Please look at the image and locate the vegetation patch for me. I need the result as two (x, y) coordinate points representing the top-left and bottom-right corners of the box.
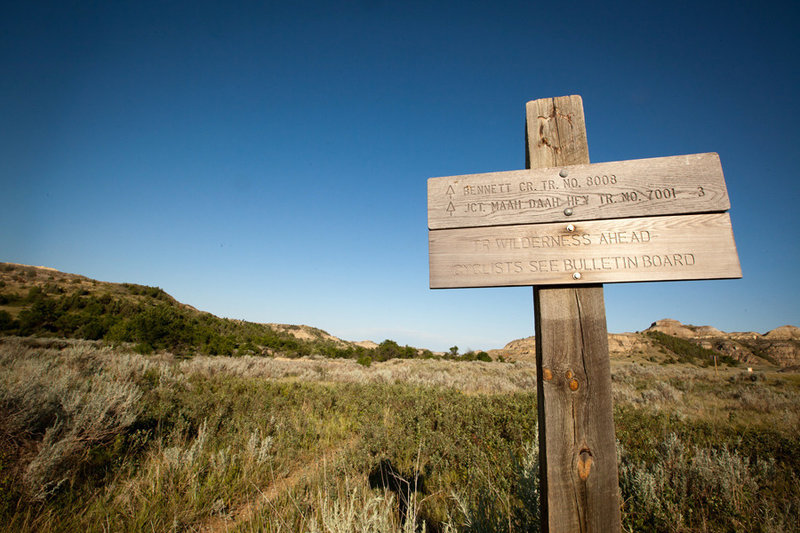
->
(647, 330), (739, 367)
(0, 264), (440, 361)
(0, 339), (797, 532)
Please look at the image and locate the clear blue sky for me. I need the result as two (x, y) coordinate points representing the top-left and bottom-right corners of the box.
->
(2, 1), (798, 352)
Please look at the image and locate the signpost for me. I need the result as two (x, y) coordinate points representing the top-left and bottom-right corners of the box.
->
(427, 95), (741, 532)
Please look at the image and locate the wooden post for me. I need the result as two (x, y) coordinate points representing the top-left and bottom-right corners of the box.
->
(428, 94), (739, 530)
(526, 96), (621, 532)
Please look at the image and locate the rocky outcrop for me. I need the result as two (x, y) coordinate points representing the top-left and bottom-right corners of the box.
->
(646, 319), (698, 339)
(488, 332), (656, 362)
(763, 325), (800, 340)
(489, 319), (799, 368)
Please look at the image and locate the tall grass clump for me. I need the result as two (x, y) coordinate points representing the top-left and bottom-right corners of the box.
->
(619, 433), (800, 532)
(0, 338), (142, 501)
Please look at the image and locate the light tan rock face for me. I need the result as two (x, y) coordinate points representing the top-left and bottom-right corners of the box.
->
(489, 319), (799, 368)
(693, 326), (725, 337)
(646, 319), (698, 338)
(608, 333), (651, 355)
(702, 339), (761, 365)
(764, 325), (800, 340)
(488, 336), (536, 362)
(762, 342), (800, 367)
(355, 340), (379, 349)
(488, 333), (655, 362)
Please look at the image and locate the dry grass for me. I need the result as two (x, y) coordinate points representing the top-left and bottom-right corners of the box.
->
(179, 354), (537, 394)
(0, 338), (142, 500)
(1, 336), (798, 532)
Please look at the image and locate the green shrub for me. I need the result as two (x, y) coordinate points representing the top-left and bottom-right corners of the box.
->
(619, 433), (788, 531)
(647, 331), (739, 367)
(0, 311), (14, 332)
(133, 342), (154, 355)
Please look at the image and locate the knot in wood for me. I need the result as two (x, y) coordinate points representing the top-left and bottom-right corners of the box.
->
(542, 368), (553, 381)
(569, 378), (579, 391)
(577, 448), (593, 481)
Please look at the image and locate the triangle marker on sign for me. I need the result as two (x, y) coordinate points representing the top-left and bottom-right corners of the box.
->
(446, 185), (455, 197)
(446, 202), (455, 215)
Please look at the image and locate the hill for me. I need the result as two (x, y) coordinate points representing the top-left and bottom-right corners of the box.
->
(1, 264), (799, 531)
(0, 262), (432, 362)
(3, 262), (797, 369)
(490, 318), (800, 369)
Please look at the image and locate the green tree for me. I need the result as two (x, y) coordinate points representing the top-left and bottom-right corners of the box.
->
(0, 310), (14, 332)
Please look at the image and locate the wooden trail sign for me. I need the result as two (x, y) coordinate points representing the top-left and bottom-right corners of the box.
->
(427, 95), (741, 532)
(427, 138), (741, 289)
(428, 152), (729, 229)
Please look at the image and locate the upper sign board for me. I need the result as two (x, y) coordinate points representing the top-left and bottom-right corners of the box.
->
(428, 153), (729, 229)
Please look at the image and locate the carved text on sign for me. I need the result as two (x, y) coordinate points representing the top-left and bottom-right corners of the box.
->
(428, 153), (728, 229)
(428, 212), (741, 288)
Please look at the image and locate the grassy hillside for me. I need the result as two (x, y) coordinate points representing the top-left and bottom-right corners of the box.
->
(0, 262), (436, 361)
(2, 263), (799, 531)
(1, 337), (798, 532)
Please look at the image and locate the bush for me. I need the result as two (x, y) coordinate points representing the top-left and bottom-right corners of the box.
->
(0, 310), (14, 332)
(647, 331), (738, 367)
(619, 433), (778, 531)
(0, 340), (142, 501)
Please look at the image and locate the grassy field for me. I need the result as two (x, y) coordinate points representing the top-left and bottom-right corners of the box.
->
(1, 336), (798, 532)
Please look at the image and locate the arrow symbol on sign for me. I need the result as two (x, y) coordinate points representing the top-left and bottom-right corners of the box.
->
(446, 185), (455, 197)
(446, 202), (455, 216)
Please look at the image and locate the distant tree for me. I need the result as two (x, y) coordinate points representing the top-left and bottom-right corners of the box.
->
(449, 346), (459, 357)
(476, 351), (491, 362)
(0, 310), (14, 331)
(26, 286), (44, 303)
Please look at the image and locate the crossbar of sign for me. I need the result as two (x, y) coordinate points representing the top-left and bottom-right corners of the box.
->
(427, 152), (741, 288)
(428, 153), (729, 229)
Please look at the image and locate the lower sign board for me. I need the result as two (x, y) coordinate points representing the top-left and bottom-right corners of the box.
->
(429, 212), (741, 288)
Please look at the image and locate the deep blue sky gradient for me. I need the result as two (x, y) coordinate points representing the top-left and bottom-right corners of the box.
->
(2, 1), (798, 351)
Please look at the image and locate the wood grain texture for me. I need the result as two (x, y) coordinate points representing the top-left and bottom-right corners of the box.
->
(428, 153), (729, 229)
(527, 96), (621, 532)
(534, 286), (619, 533)
(428, 212), (742, 288)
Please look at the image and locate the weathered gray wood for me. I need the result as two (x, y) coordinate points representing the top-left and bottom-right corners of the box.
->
(428, 152), (729, 229)
(528, 96), (621, 532)
(428, 212), (742, 288)
(534, 286), (620, 532)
